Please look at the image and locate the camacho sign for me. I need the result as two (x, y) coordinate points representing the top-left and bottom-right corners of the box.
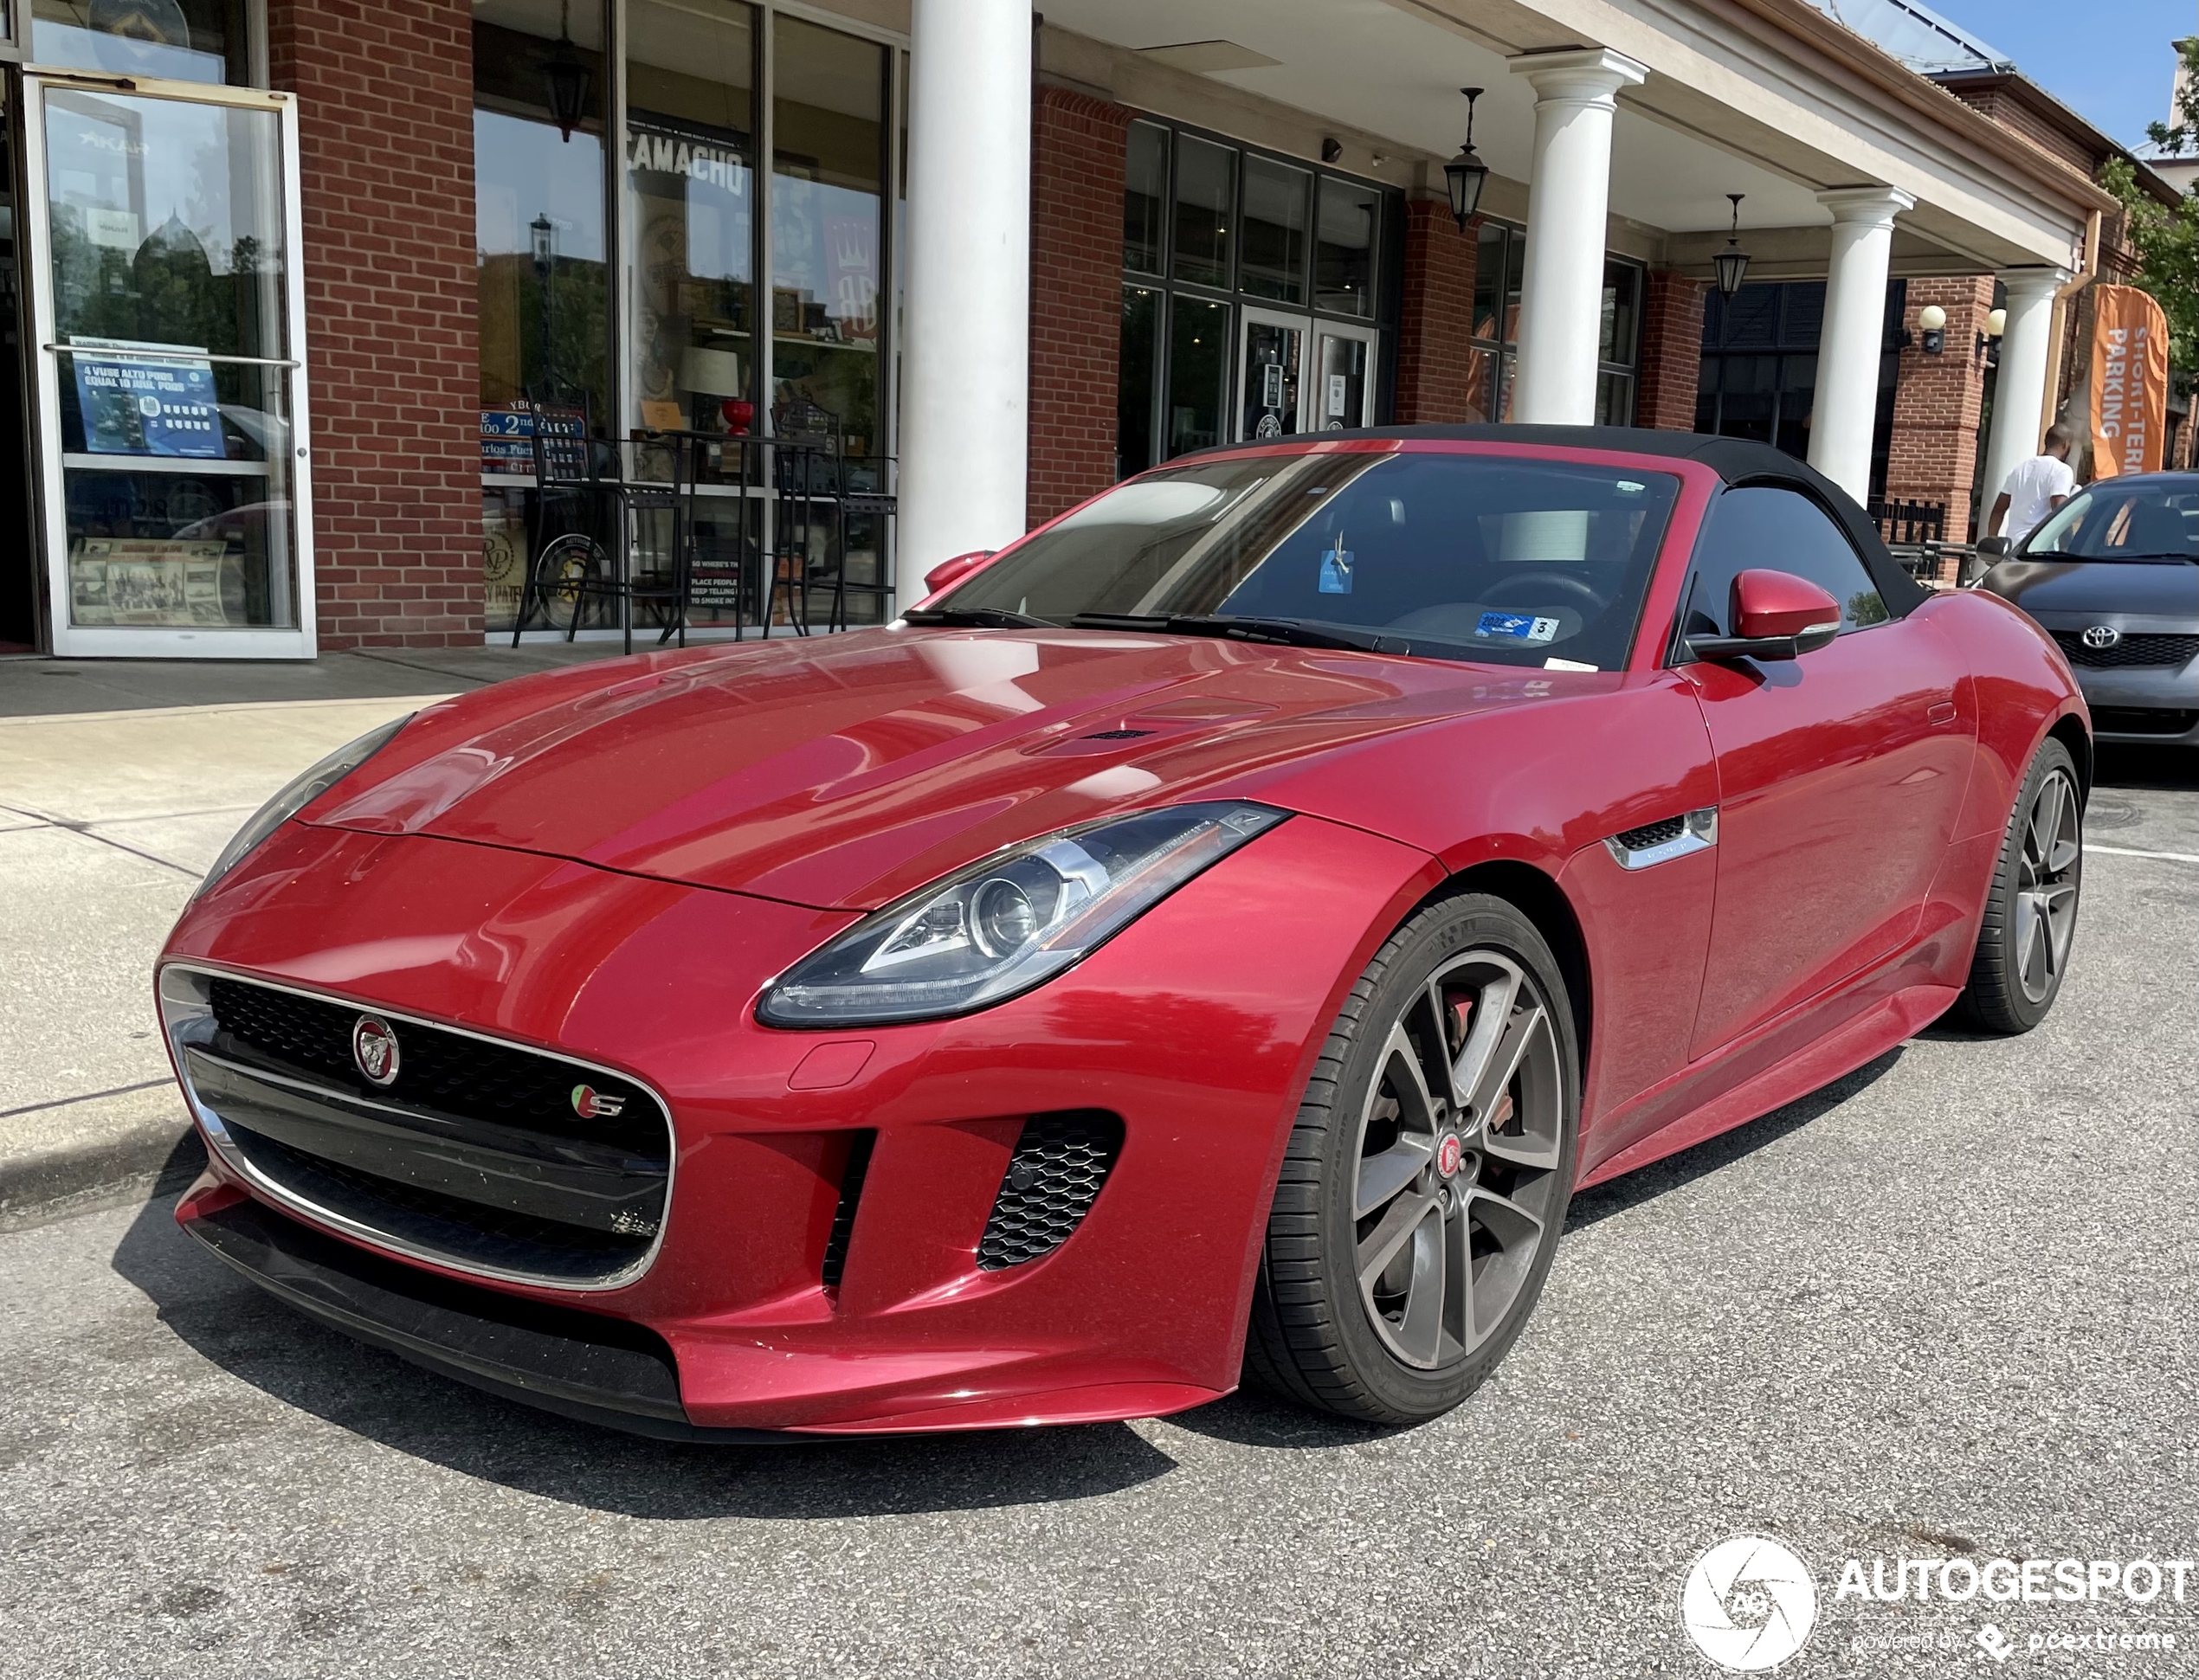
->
(2087, 285), (2169, 478)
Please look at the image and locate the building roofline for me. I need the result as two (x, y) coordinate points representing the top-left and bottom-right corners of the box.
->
(1930, 68), (2184, 208)
(1718, 0), (2118, 220)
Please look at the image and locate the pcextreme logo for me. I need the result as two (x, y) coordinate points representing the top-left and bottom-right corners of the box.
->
(1680, 1535), (1819, 1671)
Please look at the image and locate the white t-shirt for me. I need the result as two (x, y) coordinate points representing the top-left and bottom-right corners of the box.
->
(2002, 454), (2076, 543)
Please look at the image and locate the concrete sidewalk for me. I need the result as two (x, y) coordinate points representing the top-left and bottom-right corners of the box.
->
(0, 643), (638, 1226)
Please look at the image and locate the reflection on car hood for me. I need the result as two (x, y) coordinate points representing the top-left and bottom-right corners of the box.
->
(310, 628), (1601, 909)
(1983, 558), (2199, 618)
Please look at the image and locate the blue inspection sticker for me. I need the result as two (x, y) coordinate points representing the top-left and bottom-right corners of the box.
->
(1319, 547), (1354, 594)
(1475, 612), (1562, 644)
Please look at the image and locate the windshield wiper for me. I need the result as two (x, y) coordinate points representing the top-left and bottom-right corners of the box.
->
(902, 605), (1057, 628)
(1071, 612), (1390, 653)
(2022, 550), (2196, 564)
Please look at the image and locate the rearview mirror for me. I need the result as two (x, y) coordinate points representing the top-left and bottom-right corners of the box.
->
(923, 550), (997, 596)
(1686, 569), (1841, 664)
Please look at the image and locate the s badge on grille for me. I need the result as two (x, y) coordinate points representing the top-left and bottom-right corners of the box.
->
(2082, 624), (2122, 649)
(571, 1084), (625, 1120)
(352, 1015), (401, 1086)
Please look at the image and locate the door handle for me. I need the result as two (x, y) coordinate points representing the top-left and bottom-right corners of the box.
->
(1927, 701), (1958, 727)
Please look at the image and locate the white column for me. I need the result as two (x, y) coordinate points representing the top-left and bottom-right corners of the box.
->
(1506, 48), (1648, 425)
(897, 0), (1030, 605)
(1807, 186), (1913, 500)
(1981, 267), (2069, 508)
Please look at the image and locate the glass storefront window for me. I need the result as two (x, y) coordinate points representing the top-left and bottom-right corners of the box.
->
(1119, 286), (1157, 478)
(771, 13), (885, 456)
(1124, 121), (1167, 277)
(1239, 156), (1307, 305)
(1596, 258), (1641, 426)
(474, 1), (612, 430)
(44, 87), (298, 628)
(1167, 297), (1227, 457)
(1467, 219), (1524, 423)
(1172, 136), (1234, 289)
(627, 0), (756, 438)
(31, 0), (250, 85)
(1314, 179), (1377, 317)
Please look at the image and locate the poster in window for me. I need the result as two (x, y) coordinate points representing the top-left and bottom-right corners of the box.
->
(69, 336), (224, 459)
(68, 538), (235, 627)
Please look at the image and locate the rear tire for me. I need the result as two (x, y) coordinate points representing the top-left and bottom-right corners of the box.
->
(1246, 892), (1580, 1425)
(1955, 737), (2082, 1034)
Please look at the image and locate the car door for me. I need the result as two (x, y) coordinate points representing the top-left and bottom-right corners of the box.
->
(1679, 484), (1974, 1059)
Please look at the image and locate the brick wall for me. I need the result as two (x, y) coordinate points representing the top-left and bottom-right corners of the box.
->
(269, 0), (481, 649)
(1395, 199), (1478, 422)
(1635, 270), (1706, 432)
(1882, 276), (1994, 538)
(1029, 85), (1131, 527)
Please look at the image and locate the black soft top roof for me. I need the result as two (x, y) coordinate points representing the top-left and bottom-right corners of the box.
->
(1176, 423), (1927, 617)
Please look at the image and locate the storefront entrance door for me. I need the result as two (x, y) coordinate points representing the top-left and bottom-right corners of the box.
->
(1236, 306), (1306, 442)
(1312, 322), (1378, 431)
(23, 74), (314, 658)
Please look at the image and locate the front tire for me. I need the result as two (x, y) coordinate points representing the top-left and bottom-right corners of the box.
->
(1955, 737), (2083, 1034)
(1246, 893), (1580, 1425)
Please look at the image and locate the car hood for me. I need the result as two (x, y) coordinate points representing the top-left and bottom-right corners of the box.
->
(313, 628), (1590, 909)
(1983, 558), (2199, 619)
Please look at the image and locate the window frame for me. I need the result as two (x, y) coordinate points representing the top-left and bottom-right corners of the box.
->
(1118, 113), (1403, 479)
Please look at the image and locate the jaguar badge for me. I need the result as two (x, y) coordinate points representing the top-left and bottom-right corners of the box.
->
(352, 1015), (401, 1086)
(571, 1084), (626, 1120)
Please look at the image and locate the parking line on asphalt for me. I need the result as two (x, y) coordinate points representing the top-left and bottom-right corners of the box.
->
(2085, 843), (2199, 865)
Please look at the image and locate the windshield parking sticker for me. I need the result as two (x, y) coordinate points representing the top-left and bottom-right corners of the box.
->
(1319, 539), (1354, 594)
(1476, 611), (1560, 643)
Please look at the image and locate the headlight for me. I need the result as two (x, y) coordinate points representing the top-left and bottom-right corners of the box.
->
(758, 801), (1289, 1027)
(195, 713), (414, 898)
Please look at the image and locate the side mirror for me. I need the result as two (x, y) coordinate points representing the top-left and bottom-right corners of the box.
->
(1686, 569), (1841, 664)
(1976, 536), (2012, 558)
(923, 550), (996, 596)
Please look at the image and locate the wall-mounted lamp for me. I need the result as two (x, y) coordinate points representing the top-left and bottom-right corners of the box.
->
(1977, 305), (2006, 361)
(1444, 87), (1488, 230)
(545, 0), (591, 142)
(1918, 302), (1947, 355)
(1712, 193), (1751, 299)
(1321, 137), (1344, 164)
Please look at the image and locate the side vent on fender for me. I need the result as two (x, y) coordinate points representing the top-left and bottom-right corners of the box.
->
(821, 1130), (875, 1288)
(1606, 808), (1718, 872)
(977, 1111), (1125, 1271)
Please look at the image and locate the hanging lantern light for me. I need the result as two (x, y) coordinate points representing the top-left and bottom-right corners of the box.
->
(1712, 193), (1751, 299)
(1444, 87), (1489, 231)
(545, 0), (590, 144)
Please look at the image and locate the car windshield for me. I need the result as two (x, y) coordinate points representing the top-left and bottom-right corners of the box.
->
(2022, 477), (2198, 563)
(937, 449), (1683, 670)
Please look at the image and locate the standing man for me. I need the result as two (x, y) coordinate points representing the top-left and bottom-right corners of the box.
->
(1986, 422), (2077, 546)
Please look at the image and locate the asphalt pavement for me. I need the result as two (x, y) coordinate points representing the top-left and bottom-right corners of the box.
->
(1, 749), (2193, 1680)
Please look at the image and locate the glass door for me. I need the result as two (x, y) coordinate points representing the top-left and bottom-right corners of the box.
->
(1236, 306), (1306, 442)
(23, 74), (314, 658)
(1312, 321), (1377, 431)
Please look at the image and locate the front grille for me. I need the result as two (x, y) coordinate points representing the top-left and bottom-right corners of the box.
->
(2091, 707), (2198, 736)
(2053, 631), (2199, 670)
(190, 975), (671, 1287)
(977, 1111), (1124, 1271)
(1613, 814), (1686, 852)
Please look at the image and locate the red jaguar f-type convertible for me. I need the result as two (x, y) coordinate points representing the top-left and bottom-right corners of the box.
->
(160, 427), (2087, 1439)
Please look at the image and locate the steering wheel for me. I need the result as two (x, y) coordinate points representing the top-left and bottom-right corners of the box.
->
(1482, 570), (1604, 608)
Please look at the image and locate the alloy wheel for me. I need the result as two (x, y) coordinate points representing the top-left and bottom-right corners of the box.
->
(2014, 767), (2081, 1004)
(1351, 949), (1566, 1370)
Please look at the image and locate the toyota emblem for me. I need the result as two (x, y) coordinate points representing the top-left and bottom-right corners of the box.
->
(352, 1015), (401, 1086)
(2081, 624), (2122, 649)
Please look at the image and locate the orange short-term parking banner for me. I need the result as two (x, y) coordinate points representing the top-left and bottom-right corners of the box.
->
(2086, 283), (2169, 478)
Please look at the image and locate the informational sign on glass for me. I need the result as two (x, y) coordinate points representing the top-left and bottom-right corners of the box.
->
(69, 336), (224, 459)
